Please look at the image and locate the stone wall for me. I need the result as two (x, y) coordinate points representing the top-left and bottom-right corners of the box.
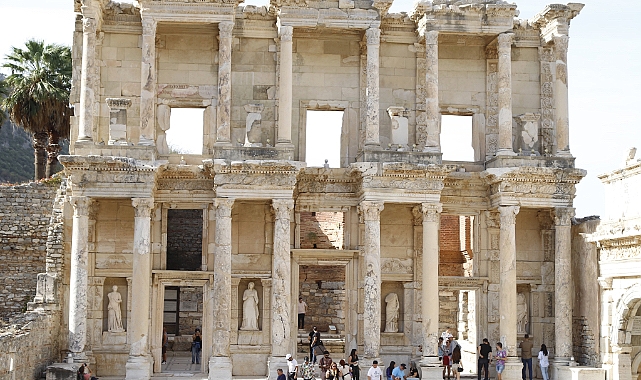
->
(439, 215), (472, 277)
(167, 209), (203, 271)
(439, 289), (459, 338)
(0, 182), (58, 318)
(299, 265), (345, 333)
(299, 211), (344, 249)
(178, 287), (204, 336)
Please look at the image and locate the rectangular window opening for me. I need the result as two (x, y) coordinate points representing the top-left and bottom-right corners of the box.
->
(438, 214), (475, 277)
(305, 110), (343, 168)
(441, 115), (475, 162)
(166, 108), (204, 155)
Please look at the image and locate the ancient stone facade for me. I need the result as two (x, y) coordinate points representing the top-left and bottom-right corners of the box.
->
(588, 152), (641, 380)
(43, 0), (595, 379)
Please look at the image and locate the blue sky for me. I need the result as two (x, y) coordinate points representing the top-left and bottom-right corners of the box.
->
(1, 0), (640, 218)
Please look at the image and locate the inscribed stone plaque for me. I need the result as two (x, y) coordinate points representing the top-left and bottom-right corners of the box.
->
(182, 301), (198, 312)
(632, 316), (641, 335)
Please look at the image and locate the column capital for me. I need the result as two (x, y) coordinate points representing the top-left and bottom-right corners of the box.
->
(214, 198), (235, 218)
(272, 199), (294, 220)
(82, 17), (97, 33)
(365, 27), (380, 45)
(497, 32), (514, 49)
(132, 197), (155, 218)
(359, 201), (384, 222)
(498, 205), (520, 226)
(420, 202), (442, 223)
(279, 25), (293, 42)
(553, 35), (569, 61)
(141, 16), (157, 35)
(219, 21), (235, 38)
(424, 30), (438, 45)
(554, 207), (575, 226)
(70, 196), (92, 217)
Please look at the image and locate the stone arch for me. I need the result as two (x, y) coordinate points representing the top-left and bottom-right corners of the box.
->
(611, 283), (641, 349)
(632, 351), (641, 380)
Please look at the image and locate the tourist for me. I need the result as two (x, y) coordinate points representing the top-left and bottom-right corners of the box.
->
(298, 297), (308, 330)
(367, 360), (383, 380)
(76, 364), (86, 380)
(277, 368), (286, 380)
(349, 348), (361, 380)
(310, 326), (322, 364)
(326, 362), (342, 380)
(161, 327), (168, 364)
(301, 356), (315, 380)
(519, 334), (533, 380)
(451, 345), (462, 380)
(81, 364), (98, 380)
(442, 337), (451, 379)
(495, 342), (507, 380)
(477, 338), (492, 380)
(408, 364), (419, 378)
(438, 337), (445, 363)
(319, 351), (334, 380)
(538, 344), (549, 380)
(386, 361), (396, 380)
(392, 363), (407, 380)
(286, 354), (298, 380)
(441, 327), (453, 340)
(191, 328), (202, 364)
(339, 359), (353, 380)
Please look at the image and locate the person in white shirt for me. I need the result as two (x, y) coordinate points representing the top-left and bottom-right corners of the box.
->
(286, 354), (298, 380)
(537, 344), (549, 380)
(298, 297), (308, 329)
(368, 360), (384, 380)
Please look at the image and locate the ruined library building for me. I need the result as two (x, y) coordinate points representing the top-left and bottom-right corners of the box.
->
(1, 0), (641, 379)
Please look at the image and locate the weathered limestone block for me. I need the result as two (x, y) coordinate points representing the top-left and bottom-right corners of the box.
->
(515, 113), (541, 155)
(106, 98), (132, 146)
(244, 104), (264, 147)
(387, 106), (409, 148)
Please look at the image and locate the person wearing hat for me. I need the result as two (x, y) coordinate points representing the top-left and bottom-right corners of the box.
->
(286, 354), (298, 380)
(392, 363), (407, 380)
(367, 360), (383, 380)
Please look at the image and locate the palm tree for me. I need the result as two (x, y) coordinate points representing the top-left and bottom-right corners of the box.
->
(1, 40), (71, 180)
(0, 76), (9, 126)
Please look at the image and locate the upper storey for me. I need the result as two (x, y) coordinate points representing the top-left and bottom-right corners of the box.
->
(69, 0), (584, 171)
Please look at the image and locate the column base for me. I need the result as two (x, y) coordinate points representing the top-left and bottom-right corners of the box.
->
(208, 356), (232, 379)
(549, 358), (572, 380)
(137, 137), (155, 146)
(501, 357), (522, 380)
(555, 149), (572, 158)
(275, 142), (295, 150)
(125, 355), (153, 380)
(419, 357), (442, 380)
(267, 356), (288, 380)
(495, 149), (517, 156)
(422, 146), (440, 153)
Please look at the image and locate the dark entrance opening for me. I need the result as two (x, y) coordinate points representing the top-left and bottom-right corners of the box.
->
(167, 209), (203, 271)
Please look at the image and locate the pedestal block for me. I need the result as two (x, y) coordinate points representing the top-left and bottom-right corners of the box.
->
(208, 356), (232, 380)
(502, 358), (522, 380)
(267, 356), (288, 380)
(124, 355), (152, 380)
(419, 357), (442, 380)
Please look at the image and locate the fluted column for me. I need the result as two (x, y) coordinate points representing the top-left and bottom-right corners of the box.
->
(496, 33), (515, 156)
(423, 31), (440, 153)
(216, 21), (234, 146)
(77, 17), (96, 142)
(68, 196), (91, 360)
(139, 17), (157, 146)
(360, 201), (384, 359)
(553, 36), (571, 156)
(498, 205), (519, 355)
(268, 199), (294, 379)
(364, 28), (380, 148)
(126, 198), (154, 380)
(554, 207), (575, 360)
(209, 198), (234, 377)
(277, 26), (293, 147)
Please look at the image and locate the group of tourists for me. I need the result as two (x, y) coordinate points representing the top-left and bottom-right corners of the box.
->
(475, 333), (550, 380)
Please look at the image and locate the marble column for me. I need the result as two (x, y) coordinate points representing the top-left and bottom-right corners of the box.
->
(553, 36), (571, 157)
(215, 21), (234, 146)
(69, 196), (91, 361)
(498, 205), (520, 377)
(420, 203), (443, 379)
(139, 17), (157, 146)
(364, 28), (381, 148)
(496, 33), (515, 156)
(423, 31), (440, 153)
(209, 198), (234, 379)
(554, 207), (575, 360)
(268, 199), (294, 380)
(126, 198), (154, 380)
(360, 201), (384, 359)
(277, 26), (293, 147)
(77, 17), (97, 142)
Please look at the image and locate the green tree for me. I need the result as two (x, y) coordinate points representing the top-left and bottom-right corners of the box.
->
(0, 75), (8, 126)
(1, 40), (71, 180)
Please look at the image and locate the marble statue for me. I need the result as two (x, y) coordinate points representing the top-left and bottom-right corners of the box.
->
(241, 282), (259, 330)
(384, 292), (399, 333)
(517, 292), (528, 334)
(107, 285), (125, 332)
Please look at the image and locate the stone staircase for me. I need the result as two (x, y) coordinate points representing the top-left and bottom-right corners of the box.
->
(296, 330), (345, 358)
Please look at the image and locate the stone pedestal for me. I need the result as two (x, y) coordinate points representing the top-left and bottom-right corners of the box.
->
(267, 356), (288, 380)
(502, 358), (523, 380)
(496, 33), (515, 156)
(125, 355), (152, 380)
(216, 21), (234, 146)
(419, 357), (442, 380)
(46, 363), (80, 380)
(360, 201), (384, 359)
(208, 356), (233, 380)
(423, 30), (439, 153)
(277, 26), (293, 147)
(364, 28), (381, 148)
(555, 366), (606, 380)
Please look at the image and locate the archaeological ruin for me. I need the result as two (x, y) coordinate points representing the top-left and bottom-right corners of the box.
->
(5, 0), (640, 379)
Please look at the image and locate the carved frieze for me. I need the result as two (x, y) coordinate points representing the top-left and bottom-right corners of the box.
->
(381, 258), (413, 274)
